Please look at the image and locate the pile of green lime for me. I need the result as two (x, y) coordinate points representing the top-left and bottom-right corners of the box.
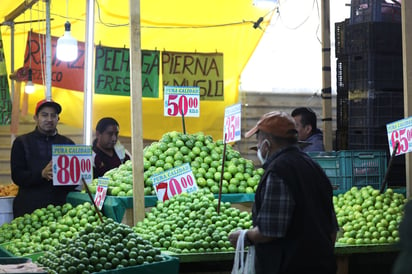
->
(37, 218), (163, 274)
(133, 189), (252, 253)
(88, 131), (263, 196)
(334, 186), (406, 245)
(0, 202), (100, 256)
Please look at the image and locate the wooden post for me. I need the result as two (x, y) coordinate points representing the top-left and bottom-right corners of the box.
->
(321, 0), (333, 151)
(10, 81), (21, 143)
(402, 2), (412, 198)
(129, 0), (145, 224)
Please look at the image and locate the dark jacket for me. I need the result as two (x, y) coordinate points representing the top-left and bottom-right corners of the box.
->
(253, 146), (337, 274)
(303, 128), (325, 152)
(10, 127), (77, 217)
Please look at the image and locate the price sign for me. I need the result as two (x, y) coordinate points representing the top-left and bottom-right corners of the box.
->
(386, 116), (412, 156)
(223, 103), (241, 142)
(52, 145), (93, 186)
(94, 177), (109, 210)
(151, 163), (198, 202)
(164, 86), (200, 117)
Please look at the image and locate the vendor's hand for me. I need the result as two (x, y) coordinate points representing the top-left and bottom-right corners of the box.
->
(228, 230), (242, 247)
(42, 161), (53, 181)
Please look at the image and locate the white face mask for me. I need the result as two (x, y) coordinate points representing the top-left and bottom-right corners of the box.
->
(257, 139), (270, 165)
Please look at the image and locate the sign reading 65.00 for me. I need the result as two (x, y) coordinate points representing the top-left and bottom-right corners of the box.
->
(52, 145), (93, 186)
(387, 116), (412, 156)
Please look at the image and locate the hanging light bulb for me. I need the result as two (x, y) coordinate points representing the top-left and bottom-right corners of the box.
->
(56, 21), (78, 62)
(25, 68), (35, 94)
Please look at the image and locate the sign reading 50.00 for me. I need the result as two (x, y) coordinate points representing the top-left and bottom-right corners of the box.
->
(164, 86), (200, 117)
(52, 145), (93, 186)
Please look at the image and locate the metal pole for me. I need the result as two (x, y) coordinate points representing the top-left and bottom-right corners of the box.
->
(83, 0), (95, 145)
(45, 0), (52, 100)
(10, 23), (14, 101)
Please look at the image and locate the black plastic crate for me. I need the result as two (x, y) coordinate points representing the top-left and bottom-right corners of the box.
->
(336, 57), (348, 93)
(348, 90), (404, 128)
(386, 154), (405, 187)
(335, 19), (350, 57)
(336, 129), (348, 151)
(350, 0), (401, 24)
(336, 91), (349, 130)
(345, 21), (402, 55)
(348, 53), (403, 92)
(348, 126), (388, 150)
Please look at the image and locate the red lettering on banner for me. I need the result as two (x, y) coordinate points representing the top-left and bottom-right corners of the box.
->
(24, 31), (85, 92)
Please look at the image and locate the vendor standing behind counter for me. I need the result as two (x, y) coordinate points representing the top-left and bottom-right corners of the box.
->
(92, 117), (131, 178)
(10, 99), (78, 218)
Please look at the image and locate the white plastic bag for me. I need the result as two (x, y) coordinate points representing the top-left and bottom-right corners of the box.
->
(232, 230), (256, 274)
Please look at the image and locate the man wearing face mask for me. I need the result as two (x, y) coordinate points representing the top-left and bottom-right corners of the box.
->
(228, 111), (338, 274)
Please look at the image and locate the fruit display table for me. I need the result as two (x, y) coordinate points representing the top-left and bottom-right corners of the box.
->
(66, 192), (255, 225)
(161, 243), (400, 274)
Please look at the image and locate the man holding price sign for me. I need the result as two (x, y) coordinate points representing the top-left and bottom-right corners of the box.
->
(10, 99), (78, 218)
(164, 86), (200, 117)
(151, 163), (199, 202)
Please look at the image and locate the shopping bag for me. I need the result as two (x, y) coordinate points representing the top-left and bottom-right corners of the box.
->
(231, 229), (255, 274)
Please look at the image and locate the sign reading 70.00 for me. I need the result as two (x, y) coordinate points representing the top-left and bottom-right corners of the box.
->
(52, 145), (93, 186)
(151, 163), (198, 202)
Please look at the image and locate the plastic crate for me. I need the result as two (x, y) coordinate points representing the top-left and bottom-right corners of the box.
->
(345, 22), (402, 55)
(336, 91), (348, 131)
(335, 20), (349, 57)
(348, 126), (388, 150)
(348, 52), (403, 92)
(348, 90), (404, 128)
(335, 129), (348, 151)
(307, 151), (346, 191)
(336, 57), (348, 93)
(350, 0), (401, 24)
(339, 150), (387, 189)
(308, 150), (387, 193)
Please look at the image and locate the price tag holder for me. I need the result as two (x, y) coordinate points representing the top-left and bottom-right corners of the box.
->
(52, 145), (93, 186)
(164, 86), (200, 117)
(94, 177), (109, 210)
(151, 163), (198, 202)
(223, 103), (241, 142)
(387, 117), (412, 156)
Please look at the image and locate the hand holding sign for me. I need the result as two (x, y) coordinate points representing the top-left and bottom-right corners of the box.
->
(52, 145), (93, 186)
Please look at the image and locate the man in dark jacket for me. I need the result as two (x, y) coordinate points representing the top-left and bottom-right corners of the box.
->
(229, 111), (337, 274)
(291, 107), (325, 152)
(10, 99), (77, 218)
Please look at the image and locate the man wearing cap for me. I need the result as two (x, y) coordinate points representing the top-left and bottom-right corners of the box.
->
(10, 99), (77, 218)
(228, 111), (337, 274)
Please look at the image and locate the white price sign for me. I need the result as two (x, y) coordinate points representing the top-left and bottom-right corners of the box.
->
(52, 145), (93, 186)
(223, 103), (241, 142)
(151, 163), (198, 202)
(94, 177), (109, 210)
(386, 116), (412, 156)
(164, 86), (200, 117)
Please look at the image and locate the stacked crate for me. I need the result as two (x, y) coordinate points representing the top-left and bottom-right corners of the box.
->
(335, 0), (404, 186)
